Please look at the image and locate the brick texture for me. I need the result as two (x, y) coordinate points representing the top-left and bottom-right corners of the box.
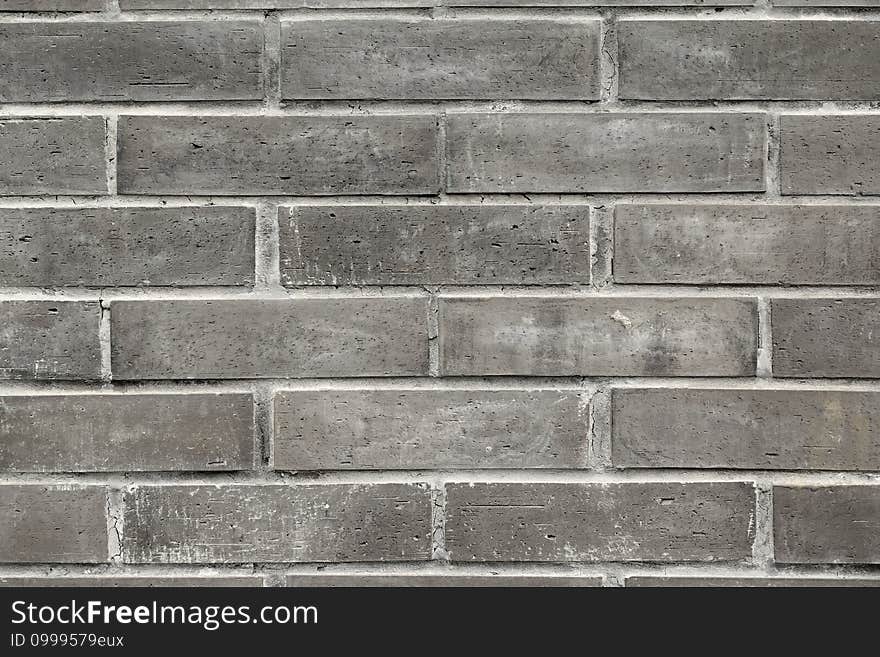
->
(279, 205), (590, 286)
(0, 485), (108, 563)
(122, 484), (432, 563)
(281, 18), (600, 100)
(445, 482), (755, 562)
(439, 297), (757, 376)
(273, 388), (589, 470)
(0, 394), (254, 472)
(0, 207), (254, 287)
(0, 5), (874, 587)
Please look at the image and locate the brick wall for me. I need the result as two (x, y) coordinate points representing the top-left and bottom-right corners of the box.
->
(0, 2), (878, 588)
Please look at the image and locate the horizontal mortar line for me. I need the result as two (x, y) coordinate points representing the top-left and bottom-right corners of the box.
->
(2, 376), (880, 394)
(1, 471), (878, 486)
(432, 285), (880, 297)
(0, 565), (261, 578)
(270, 562), (880, 577)
(4, 101), (880, 115)
(5, 8), (880, 22)
(0, 285), (879, 300)
(5, 194), (880, 207)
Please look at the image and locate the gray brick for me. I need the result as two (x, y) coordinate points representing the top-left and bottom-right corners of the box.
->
(0, 394), (254, 472)
(0, 22), (262, 103)
(781, 115), (880, 195)
(0, 301), (101, 381)
(111, 298), (429, 380)
(445, 483), (755, 562)
(117, 115), (439, 196)
(620, 20), (880, 100)
(614, 204), (880, 285)
(273, 389), (589, 470)
(774, 486), (880, 564)
(446, 113), (765, 193)
(286, 574), (601, 586)
(279, 205), (590, 286)
(123, 484), (432, 563)
(612, 388), (880, 471)
(0, 0), (102, 9)
(439, 297), (757, 377)
(772, 298), (880, 378)
(120, 0), (750, 6)
(0, 207), (254, 287)
(0, 118), (106, 195)
(0, 576), (262, 587)
(626, 577), (880, 587)
(281, 18), (599, 100)
(774, 0), (880, 5)
(0, 485), (107, 563)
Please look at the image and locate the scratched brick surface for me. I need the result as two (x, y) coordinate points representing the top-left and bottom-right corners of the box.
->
(0, 3), (875, 587)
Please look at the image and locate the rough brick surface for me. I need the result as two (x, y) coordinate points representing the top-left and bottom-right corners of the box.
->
(619, 20), (880, 100)
(117, 115), (440, 195)
(0, 577), (263, 587)
(0, 118), (106, 195)
(273, 389), (589, 470)
(614, 204), (880, 285)
(0, 394), (254, 472)
(281, 19), (599, 100)
(0, 22), (263, 102)
(3, 5), (876, 587)
(0, 207), (254, 287)
(279, 205), (590, 286)
(774, 486), (880, 564)
(111, 298), (429, 379)
(781, 115), (880, 195)
(439, 297), (757, 376)
(446, 113), (765, 193)
(626, 577), (880, 587)
(0, 485), (108, 563)
(445, 483), (756, 562)
(286, 574), (601, 587)
(612, 388), (880, 471)
(772, 299), (880, 378)
(0, 301), (101, 380)
(123, 484), (432, 563)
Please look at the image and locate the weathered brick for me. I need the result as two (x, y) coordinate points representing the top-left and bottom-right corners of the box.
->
(0, 0), (102, 9)
(612, 388), (880, 471)
(281, 18), (599, 100)
(446, 113), (765, 193)
(772, 298), (880, 378)
(273, 389), (589, 470)
(117, 115), (439, 195)
(445, 483), (755, 562)
(279, 205), (590, 286)
(439, 297), (757, 377)
(0, 394), (254, 472)
(120, 0), (749, 6)
(774, 486), (880, 564)
(0, 118), (105, 195)
(0, 301), (101, 381)
(0, 576), (263, 587)
(286, 574), (601, 586)
(781, 115), (880, 195)
(626, 577), (880, 587)
(614, 204), (880, 285)
(0, 207), (254, 287)
(0, 22), (262, 103)
(123, 484), (432, 563)
(620, 20), (880, 100)
(774, 0), (880, 5)
(0, 485), (107, 563)
(111, 298), (429, 380)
